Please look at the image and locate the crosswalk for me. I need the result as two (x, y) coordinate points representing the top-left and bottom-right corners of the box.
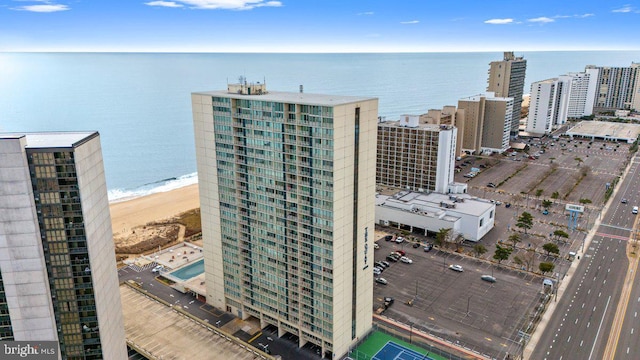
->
(127, 262), (157, 273)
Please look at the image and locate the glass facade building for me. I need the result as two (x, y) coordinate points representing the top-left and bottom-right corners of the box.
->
(0, 132), (127, 360)
(193, 84), (378, 359)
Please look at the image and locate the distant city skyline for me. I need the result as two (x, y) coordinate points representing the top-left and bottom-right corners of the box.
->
(1, 1), (639, 52)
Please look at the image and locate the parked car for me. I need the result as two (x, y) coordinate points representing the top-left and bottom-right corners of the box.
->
(375, 277), (388, 285)
(395, 250), (406, 256)
(383, 235), (394, 241)
(449, 264), (464, 272)
(481, 275), (497, 283)
(373, 243), (380, 250)
(542, 209), (549, 215)
(375, 261), (387, 269)
(395, 237), (405, 244)
(424, 244), (433, 252)
(373, 267), (381, 276)
(487, 182), (496, 188)
(412, 242), (421, 248)
(400, 256), (413, 264)
(384, 297), (394, 307)
(381, 260), (390, 267)
(505, 203), (511, 208)
(633, 206), (638, 215)
(386, 254), (399, 262)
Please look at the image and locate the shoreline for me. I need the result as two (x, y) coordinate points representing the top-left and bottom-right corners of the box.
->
(109, 183), (200, 238)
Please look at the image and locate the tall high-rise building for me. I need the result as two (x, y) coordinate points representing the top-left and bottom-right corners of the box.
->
(560, 68), (599, 119)
(457, 93), (513, 154)
(377, 116), (457, 193)
(526, 69), (599, 134)
(487, 51), (527, 135)
(586, 63), (640, 111)
(526, 79), (562, 134)
(192, 82), (378, 359)
(0, 132), (127, 360)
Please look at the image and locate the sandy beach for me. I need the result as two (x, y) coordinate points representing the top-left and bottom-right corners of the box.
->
(109, 183), (200, 238)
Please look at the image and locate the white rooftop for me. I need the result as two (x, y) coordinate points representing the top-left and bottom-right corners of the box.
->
(376, 190), (494, 217)
(0, 132), (98, 148)
(194, 89), (377, 106)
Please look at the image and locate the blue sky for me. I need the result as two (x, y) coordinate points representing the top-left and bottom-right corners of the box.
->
(1, 0), (639, 52)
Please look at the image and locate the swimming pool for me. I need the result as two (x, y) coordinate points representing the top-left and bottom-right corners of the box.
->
(170, 259), (204, 280)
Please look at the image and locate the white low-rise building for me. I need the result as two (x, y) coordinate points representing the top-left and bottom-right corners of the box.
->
(375, 190), (495, 242)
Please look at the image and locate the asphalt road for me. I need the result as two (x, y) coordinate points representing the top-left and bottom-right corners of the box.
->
(531, 153), (640, 360)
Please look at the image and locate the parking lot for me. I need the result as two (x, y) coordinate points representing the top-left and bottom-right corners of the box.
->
(372, 235), (542, 359)
(372, 135), (633, 359)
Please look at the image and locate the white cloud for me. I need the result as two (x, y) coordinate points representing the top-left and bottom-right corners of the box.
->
(357, 11), (374, 16)
(577, 13), (595, 18)
(400, 20), (419, 24)
(612, 5), (633, 13)
(146, 1), (184, 7)
(13, 4), (70, 12)
(484, 18), (513, 24)
(159, 0), (282, 10)
(528, 17), (554, 23)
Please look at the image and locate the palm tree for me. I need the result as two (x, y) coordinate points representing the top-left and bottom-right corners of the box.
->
(574, 157), (584, 167)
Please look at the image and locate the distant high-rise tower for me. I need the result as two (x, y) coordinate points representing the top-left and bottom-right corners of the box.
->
(377, 116), (457, 193)
(585, 63), (640, 111)
(487, 51), (527, 135)
(0, 132), (127, 360)
(192, 81), (377, 359)
(457, 93), (513, 154)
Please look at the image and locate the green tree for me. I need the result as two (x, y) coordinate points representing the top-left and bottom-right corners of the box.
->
(579, 198), (592, 205)
(553, 230), (569, 243)
(508, 233), (521, 249)
(535, 189), (543, 199)
(473, 244), (488, 258)
(542, 242), (560, 256)
(493, 245), (513, 264)
(542, 200), (553, 209)
(435, 228), (452, 248)
(551, 191), (559, 204)
(516, 212), (534, 234)
(539, 262), (555, 274)
(574, 157), (583, 167)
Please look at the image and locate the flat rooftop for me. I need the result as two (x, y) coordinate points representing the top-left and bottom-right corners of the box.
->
(376, 189), (494, 217)
(566, 121), (640, 142)
(120, 285), (260, 360)
(0, 131), (98, 148)
(193, 90), (377, 106)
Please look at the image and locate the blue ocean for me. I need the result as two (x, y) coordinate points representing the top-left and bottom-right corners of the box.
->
(1, 51), (639, 201)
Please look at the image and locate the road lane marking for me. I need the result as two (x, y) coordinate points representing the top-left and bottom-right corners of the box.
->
(593, 295), (612, 360)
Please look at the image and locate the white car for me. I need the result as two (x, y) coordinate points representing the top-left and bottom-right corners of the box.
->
(395, 237), (405, 244)
(400, 256), (413, 264)
(373, 267), (381, 275)
(151, 265), (163, 273)
(449, 264), (464, 272)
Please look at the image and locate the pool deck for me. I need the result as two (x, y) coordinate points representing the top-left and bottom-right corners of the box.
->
(144, 242), (204, 272)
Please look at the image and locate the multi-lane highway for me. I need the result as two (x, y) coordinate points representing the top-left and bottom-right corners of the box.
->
(530, 153), (640, 360)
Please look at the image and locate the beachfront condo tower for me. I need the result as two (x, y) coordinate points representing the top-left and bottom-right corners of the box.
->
(0, 132), (127, 359)
(487, 51), (527, 135)
(192, 81), (378, 359)
(377, 116), (457, 194)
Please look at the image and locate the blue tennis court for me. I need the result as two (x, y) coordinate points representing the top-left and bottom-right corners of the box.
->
(372, 341), (432, 360)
